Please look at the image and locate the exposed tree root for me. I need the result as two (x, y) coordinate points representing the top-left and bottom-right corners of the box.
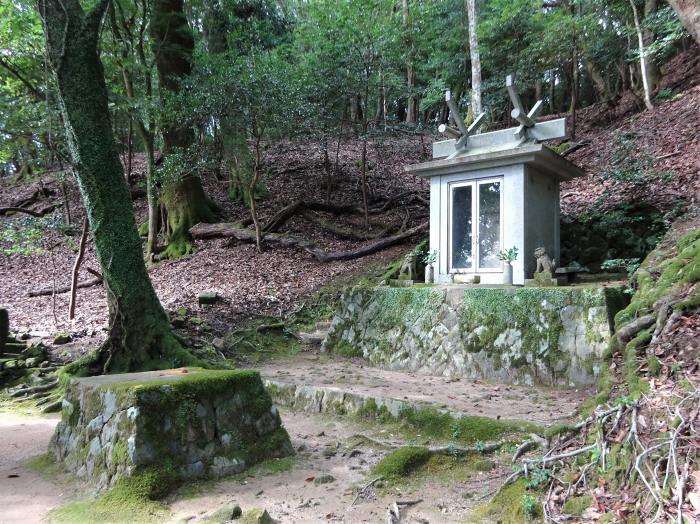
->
(190, 221), (428, 262)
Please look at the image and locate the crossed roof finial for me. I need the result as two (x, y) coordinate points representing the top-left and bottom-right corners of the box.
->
(438, 90), (486, 152)
(505, 74), (544, 140)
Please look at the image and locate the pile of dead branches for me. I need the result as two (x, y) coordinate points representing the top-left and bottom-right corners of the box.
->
(508, 348), (700, 522)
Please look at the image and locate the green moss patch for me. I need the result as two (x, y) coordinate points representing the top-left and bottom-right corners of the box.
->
(563, 495), (593, 516)
(48, 467), (174, 523)
(357, 402), (540, 446)
(615, 228), (700, 328)
(372, 446), (432, 479)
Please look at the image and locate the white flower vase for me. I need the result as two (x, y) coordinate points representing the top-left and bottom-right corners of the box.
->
(425, 265), (434, 284)
(503, 262), (513, 285)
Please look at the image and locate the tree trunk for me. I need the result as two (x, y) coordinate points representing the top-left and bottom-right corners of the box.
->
(584, 58), (610, 101)
(465, 0), (482, 115)
(152, 0), (217, 258)
(38, 0), (194, 374)
(629, 0), (655, 110)
(403, 0), (418, 124)
(203, 2), (256, 206)
(643, 0), (660, 92)
(667, 0), (700, 45)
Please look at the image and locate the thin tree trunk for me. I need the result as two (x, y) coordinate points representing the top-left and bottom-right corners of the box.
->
(644, 0), (660, 91)
(465, 0), (482, 115)
(629, 0), (655, 110)
(38, 0), (194, 374)
(250, 133), (263, 253)
(403, 0), (417, 124)
(68, 217), (89, 320)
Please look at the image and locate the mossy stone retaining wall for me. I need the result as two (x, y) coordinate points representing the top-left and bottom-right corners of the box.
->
(323, 286), (627, 386)
(50, 368), (293, 492)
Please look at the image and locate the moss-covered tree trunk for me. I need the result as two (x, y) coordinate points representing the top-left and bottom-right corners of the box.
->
(152, 0), (217, 258)
(38, 0), (195, 374)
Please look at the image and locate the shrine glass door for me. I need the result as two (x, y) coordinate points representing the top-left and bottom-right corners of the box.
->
(449, 178), (503, 274)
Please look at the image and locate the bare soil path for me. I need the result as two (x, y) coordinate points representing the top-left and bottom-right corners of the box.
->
(255, 352), (590, 426)
(0, 413), (68, 524)
(167, 409), (505, 523)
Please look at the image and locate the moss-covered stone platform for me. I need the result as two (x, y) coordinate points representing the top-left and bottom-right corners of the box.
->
(323, 285), (628, 386)
(50, 368), (293, 492)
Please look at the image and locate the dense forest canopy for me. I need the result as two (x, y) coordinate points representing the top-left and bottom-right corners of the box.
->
(0, 0), (691, 181)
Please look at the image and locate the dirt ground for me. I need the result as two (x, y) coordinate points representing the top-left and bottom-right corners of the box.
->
(257, 352), (590, 426)
(0, 406), (524, 524)
(0, 413), (72, 524)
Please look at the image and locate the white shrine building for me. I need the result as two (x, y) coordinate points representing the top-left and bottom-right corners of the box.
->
(405, 77), (584, 285)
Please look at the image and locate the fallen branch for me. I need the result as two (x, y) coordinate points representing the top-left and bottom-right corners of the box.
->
(306, 221), (428, 263)
(350, 476), (384, 507)
(301, 211), (393, 241)
(560, 141), (589, 157)
(191, 220), (429, 263)
(0, 204), (60, 217)
(28, 276), (103, 297)
(261, 195), (429, 234)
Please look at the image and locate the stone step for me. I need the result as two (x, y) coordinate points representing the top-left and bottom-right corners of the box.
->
(255, 353), (587, 427)
(297, 330), (328, 346)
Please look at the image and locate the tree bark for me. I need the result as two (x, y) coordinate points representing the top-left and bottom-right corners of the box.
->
(629, 0), (655, 110)
(152, 0), (217, 258)
(203, 2), (256, 206)
(465, 0), (482, 115)
(667, 0), (700, 45)
(643, 0), (660, 92)
(38, 0), (195, 374)
(403, 0), (418, 124)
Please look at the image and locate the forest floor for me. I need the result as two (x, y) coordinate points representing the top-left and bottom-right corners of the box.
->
(0, 351), (588, 523)
(0, 45), (699, 356)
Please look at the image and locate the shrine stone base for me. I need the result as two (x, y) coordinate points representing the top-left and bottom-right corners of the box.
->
(322, 285), (628, 386)
(50, 368), (293, 493)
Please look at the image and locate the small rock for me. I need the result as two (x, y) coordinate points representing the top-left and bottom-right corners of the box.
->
(212, 338), (226, 350)
(322, 448), (336, 458)
(198, 290), (219, 305)
(52, 333), (71, 345)
(239, 508), (275, 524)
(171, 317), (186, 328)
(314, 474), (335, 485)
(209, 504), (242, 522)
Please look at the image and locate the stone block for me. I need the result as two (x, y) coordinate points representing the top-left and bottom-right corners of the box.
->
(50, 368), (293, 492)
(197, 290), (219, 305)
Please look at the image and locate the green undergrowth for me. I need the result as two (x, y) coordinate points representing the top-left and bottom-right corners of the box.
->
(49, 465), (176, 524)
(471, 478), (543, 523)
(27, 453), (62, 478)
(227, 320), (300, 363)
(356, 401), (540, 445)
(562, 495), (593, 516)
(616, 227), (700, 327)
(581, 224), (700, 414)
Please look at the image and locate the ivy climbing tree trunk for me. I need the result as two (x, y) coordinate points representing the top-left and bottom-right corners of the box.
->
(38, 0), (195, 374)
(152, 0), (217, 258)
